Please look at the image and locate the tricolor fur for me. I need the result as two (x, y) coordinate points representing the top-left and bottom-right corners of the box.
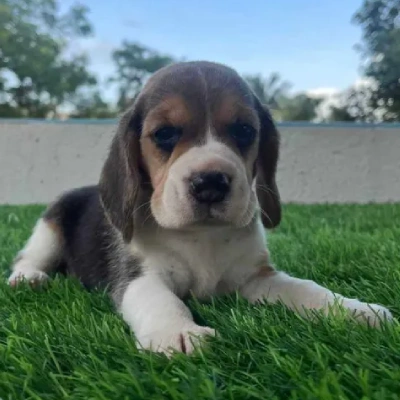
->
(9, 61), (392, 355)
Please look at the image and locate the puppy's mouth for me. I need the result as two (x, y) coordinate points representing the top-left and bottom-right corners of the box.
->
(190, 203), (232, 225)
(188, 197), (255, 229)
(189, 217), (231, 230)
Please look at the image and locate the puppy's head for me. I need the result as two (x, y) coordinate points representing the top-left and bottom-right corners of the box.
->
(100, 61), (281, 241)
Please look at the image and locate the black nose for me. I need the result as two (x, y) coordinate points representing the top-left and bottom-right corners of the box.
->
(189, 171), (231, 204)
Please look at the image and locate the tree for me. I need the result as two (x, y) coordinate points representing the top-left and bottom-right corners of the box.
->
(244, 73), (321, 121)
(279, 94), (322, 121)
(69, 91), (117, 119)
(353, 0), (400, 120)
(244, 73), (291, 110)
(327, 85), (377, 122)
(110, 41), (174, 110)
(0, 0), (96, 118)
(328, 105), (357, 122)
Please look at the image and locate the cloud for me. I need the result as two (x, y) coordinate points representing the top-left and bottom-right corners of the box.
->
(304, 77), (377, 121)
(306, 87), (341, 98)
(353, 76), (376, 89)
(305, 87), (341, 121)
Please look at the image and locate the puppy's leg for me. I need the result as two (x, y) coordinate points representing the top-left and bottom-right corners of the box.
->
(8, 218), (62, 286)
(240, 268), (393, 327)
(119, 273), (215, 355)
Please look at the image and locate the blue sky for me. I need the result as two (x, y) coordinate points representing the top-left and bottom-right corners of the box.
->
(63, 0), (364, 99)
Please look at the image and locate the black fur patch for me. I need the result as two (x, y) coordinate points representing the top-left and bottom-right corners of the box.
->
(43, 186), (142, 300)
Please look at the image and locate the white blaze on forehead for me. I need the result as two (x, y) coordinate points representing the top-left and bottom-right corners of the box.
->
(205, 124), (214, 142)
(174, 139), (240, 177)
(185, 122), (239, 173)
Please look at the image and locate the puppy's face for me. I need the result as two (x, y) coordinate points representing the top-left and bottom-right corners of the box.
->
(140, 77), (260, 229)
(100, 62), (281, 239)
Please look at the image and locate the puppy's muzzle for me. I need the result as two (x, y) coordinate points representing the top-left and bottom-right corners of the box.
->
(189, 171), (231, 204)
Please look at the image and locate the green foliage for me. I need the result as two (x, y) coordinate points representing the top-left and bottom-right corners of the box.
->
(244, 73), (291, 110)
(1, 204), (400, 398)
(3, 0), (400, 122)
(353, 0), (400, 120)
(0, 0), (96, 118)
(70, 90), (117, 119)
(328, 86), (378, 122)
(279, 94), (322, 121)
(110, 41), (175, 111)
(328, 105), (357, 122)
(245, 74), (322, 121)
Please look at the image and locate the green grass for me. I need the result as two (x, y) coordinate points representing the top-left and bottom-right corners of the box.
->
(1, 204), (400, 400)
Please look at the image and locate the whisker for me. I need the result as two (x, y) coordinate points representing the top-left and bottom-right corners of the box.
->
(141, 205), (156, 227)
(255, 184), (278, 197)
(258, 206), (273, 227)
(132, 200), (152, 217)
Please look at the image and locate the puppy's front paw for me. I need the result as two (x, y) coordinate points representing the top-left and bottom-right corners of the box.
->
(8, 270), (49, 287)
(137, 324), (215, 356)
(343, 299), (393, 327)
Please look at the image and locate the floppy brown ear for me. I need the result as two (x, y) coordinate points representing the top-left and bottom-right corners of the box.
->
(255, 100), (282, 229)
(99, 104), (142, 242)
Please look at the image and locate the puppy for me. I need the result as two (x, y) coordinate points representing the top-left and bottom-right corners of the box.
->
(8, 61), (393, 355)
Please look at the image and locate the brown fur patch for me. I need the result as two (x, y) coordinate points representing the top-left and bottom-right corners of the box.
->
(244, 252), (276, 287)
(43, 218), (63, 242)
(209, 94), (261, 181)
(140, 95), (201, 208)
(256, 265), (276, 278)
(143, 96), (193, 135)
(213, 94), (259, 129)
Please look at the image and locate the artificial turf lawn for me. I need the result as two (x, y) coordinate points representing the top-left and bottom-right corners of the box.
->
(0, 204), (400, 400)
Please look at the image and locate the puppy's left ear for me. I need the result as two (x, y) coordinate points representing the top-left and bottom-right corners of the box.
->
(99, 104), (143, 242)
(254, 99), (282, 229)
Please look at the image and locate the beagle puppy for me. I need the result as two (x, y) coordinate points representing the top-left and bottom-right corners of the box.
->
(8, 61), (392, 355)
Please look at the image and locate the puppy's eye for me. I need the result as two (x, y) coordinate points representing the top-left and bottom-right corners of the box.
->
(153, 126), (182, 152)
(228, 122), (256, 149)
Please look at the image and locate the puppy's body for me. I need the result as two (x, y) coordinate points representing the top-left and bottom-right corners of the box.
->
(22, 184), (267, 302)
(9, 61), (393, 355)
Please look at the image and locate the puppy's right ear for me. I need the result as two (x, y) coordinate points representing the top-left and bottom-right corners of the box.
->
(254, 99), (282, 229)
(99, 104), (142, 242)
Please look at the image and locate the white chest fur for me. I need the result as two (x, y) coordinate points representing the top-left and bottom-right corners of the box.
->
(131, 218), (268, 299)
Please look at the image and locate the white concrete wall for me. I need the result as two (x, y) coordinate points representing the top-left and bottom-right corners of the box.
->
(1, 120), (399, 205)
